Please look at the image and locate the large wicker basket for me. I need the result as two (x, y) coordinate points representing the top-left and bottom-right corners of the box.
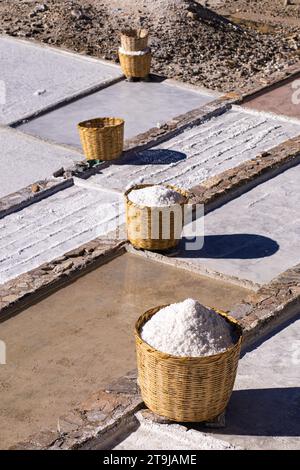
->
(135, 305), (243, 422)
(125, 184), (189, 251)
(121, 29), (149, 52)
(78, 117), (124, 161)
(119, 50), (151, 79)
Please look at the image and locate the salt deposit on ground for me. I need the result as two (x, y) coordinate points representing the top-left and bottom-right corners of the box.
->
(128, 185), (185, 207)
(141, 298), (234, 356)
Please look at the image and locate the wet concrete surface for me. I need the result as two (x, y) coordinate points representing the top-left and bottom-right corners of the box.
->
(195, 315), (300, 450)
(0, 252), (250, 449)
(243, 78), (300, 120)
(178, 163), (300, 286)
(0, 36), (122, 125)
(18, 80), (217, 143)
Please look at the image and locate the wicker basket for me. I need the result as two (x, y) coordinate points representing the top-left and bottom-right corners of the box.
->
(77, 117), (124, 161)
(119, 50), (151, 79)
(125, 184), (189, 251)
(135, 305), (243, 422)
(121, 29), (149, 52)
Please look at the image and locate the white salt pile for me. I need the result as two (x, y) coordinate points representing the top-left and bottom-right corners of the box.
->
(128, 185), (185, 207)
(141, 299), (234, 357)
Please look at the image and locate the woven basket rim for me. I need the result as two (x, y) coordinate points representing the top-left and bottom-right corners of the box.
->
(121, 28), (149, 39)
(78, 117), (124, 130)
(125, 183), (189, 210)
(135, 304), (243, 361)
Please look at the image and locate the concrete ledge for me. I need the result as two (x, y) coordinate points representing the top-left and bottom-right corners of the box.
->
(236, 263), (300, 348)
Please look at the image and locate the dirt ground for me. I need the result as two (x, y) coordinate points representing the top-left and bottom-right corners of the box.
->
(213, 0), (300, 19)
(0, 252), (249, 449)
(0, 0), (299, 92)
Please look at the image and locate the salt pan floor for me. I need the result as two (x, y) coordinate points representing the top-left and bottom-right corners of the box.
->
(178, 163), (300, 286)
(0, 36), (122, 124)
(19, 80), (217, 142)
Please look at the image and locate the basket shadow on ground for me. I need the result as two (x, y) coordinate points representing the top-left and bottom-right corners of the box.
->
(177, 234), (279, 259)
(120, 149), (187, 165)
(220, 387), (300, 437)
(192, 315), (300, 439)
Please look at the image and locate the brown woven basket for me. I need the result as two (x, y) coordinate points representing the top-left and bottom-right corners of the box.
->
(119, 51), (151, 79)
(78, 117), (124, 161)
(125, 184), (189, 251)
(121, 29), (149, 51)
(135, 305), (243, 422)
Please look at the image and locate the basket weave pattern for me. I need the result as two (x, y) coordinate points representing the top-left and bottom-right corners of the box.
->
(119, 51), (151, 79)
(135, 305), (243, 422)
(78, 117), (124, 161)
(121, 29), (149, 51)
(125, 184), (189, 251)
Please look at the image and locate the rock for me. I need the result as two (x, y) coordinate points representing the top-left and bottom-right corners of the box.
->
(2, 294), (20, 303)
(71, 9), (83, 20)
(31, 183), (41, 193)
(204, 411), (226, 428)
(34, 4), (48, 13)
(53, 260), (74, 274)
(187, 11), (197, 20)
(53, 167), (65, 178)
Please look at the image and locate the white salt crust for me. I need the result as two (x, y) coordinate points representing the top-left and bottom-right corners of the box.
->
(128, 185), (185, 207)
(119, 46), (150, 56)
(141, 299), (234, 357)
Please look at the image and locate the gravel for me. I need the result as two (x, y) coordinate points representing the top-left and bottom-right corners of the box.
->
(0, 0), (299, 92)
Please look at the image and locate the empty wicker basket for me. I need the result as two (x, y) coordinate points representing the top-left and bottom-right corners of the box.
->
(125, 184), (189, 251)
(119, 50), (151, 79)
(78, 117), (124, 161)
(121, 29), (149, 51)
(135, 305), (243, 422)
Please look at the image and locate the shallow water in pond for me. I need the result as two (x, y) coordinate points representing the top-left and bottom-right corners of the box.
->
(0, 252), (250, 449)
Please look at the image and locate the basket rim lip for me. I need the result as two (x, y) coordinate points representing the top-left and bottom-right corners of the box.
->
(135, 303), (243, 360)
(121, 28), (149, 39)
(77, 117), (125, 130)
(124, 183), (189, 210)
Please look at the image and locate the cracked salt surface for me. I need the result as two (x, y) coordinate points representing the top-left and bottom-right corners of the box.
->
(88, 107), (300, 191)
(0, 184), (124, 285)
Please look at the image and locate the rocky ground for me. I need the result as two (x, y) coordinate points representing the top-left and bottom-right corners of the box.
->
(0, 0), (299, 92)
